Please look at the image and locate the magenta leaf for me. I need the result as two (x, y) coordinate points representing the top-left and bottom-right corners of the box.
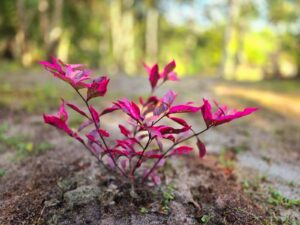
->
(66, 102), (89, 119)
(88, 142), (104, 155)
(40, 57), (91, 89)
(100, 105), (119, 116)
(169, 146), (193, 156)
(120, 158), (129, 172)
(145, 64), (159, 90)
(160, 60), (177, 81)
(196, 138), (206, 158)
(86, 129), (99, 142)
(89, 106), (100, 124)
(167, 116), (189, 127)
(136, 149), (163, 159)
(162, 134), (175, 142)
(168, 103), (201, 114)
(43, 102), (83, 142)
(201, 99), (258, 127)
(87, 76), (110, 101)
(119, 124), (131, 137)
(98, 129), (110, 137)
(78, 119), (93, 132)
(110, 148), (130, 157)
(153, 90), (177, 116)
(114, 99), (143, 121)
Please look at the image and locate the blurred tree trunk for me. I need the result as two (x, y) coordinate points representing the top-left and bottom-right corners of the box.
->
(270, 25), (283, 79)
(16, 0), (30, 66)
(39, 0), (64, 58)
(122, 0), (136, 74)
(145, 7), (159, 62)
(110, 0), (136, 74)
(110, 0), (123, 70)
(220, 0), (239, 79)
(233, 17), (245, 78)
(38, 0), (49, 47)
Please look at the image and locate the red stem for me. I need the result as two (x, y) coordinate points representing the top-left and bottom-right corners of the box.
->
(74, 88), (127, 177)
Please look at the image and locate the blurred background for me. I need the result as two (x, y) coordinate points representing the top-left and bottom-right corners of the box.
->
(0, 1), (300, 223)
(0, 0), (300, 80)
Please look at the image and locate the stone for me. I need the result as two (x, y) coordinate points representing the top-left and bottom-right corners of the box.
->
(63, 185), (101, 208)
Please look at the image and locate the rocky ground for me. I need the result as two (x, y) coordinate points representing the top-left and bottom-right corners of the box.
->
(0, 70), (299, 224)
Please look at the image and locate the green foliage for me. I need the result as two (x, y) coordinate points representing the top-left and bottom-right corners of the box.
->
(161, 184), (175, 213)
(267, 187), (300, 208)
(0, 0), (299, 79)
(139, 207), (149, 214)
(0, 80), (66, 113)
(0, 168), (5, 177)
(0, 123), (53, 160)
(200, 214), (211, 225)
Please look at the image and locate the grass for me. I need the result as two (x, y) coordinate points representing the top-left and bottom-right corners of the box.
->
(0, 78), (78, 114)
(267, 187), (300, 208)
(242, 177), (300, 225)
(200, 214), (211, 225)
(0, 168), (5, 177)
(0, 124), (53, 160)
(139, 207), (149, 214)
(161, 184), (175, 213)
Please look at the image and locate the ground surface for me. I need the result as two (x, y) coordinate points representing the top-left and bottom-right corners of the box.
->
(0, 70), (299, 224)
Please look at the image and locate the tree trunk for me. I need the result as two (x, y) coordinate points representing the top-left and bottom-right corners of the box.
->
(122, 0), (136, 74)
(50, 0), (63, 56)
(145, 7), (159, 63)
(38, 0), (50, 48)
(16, 0), (30, 66)
(40, 0), (63, 58)
(110, 0), (123, 71)
(220, 0), (239, 79)
(233, 16), (245, 78)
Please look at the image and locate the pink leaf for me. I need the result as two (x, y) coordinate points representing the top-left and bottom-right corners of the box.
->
(78, 119), (93, 132)
(66, 102), (89, 119)
(100, 105), (119, 116)
(119, 124), (131, 137)
(114, 99), (143, 121)
(86, 129), (99, 142)
(136, 149), (163, 159)
(89, 106), (100, 124)
(201, 99), (258, 127)
(168, 116), (189, 127)
(144, 63), (159, 89)
(160, 60), (177, 81)
(196, 138), (206, 158)
(87, 76), (110, 100)
(98, 129), (110, 137)
(168, 104), (201, 114)
(43, 103), (83, 143)
(153, 90), (177, 116)
(120, 158), (129, 172)
(169, 146), (193, 156)
(40, 57), (91, 89)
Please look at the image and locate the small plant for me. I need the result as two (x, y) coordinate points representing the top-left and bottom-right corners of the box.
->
(200, 214), (211, 225)
(139, 207), (149, 214)
(161, 184), (175, 213)
(0, 123), (53, 159)
(268, 187), (300, 208)
(0, 168), (5, 177)
(41, 57), (257, 185)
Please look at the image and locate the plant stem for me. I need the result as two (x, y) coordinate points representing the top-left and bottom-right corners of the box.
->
(142, 126), (210, 183)
(74, 88), (127, 177)
(132, 131), (152, 175)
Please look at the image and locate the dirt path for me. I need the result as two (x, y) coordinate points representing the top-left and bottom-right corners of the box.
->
(0, 72), (299, 224)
